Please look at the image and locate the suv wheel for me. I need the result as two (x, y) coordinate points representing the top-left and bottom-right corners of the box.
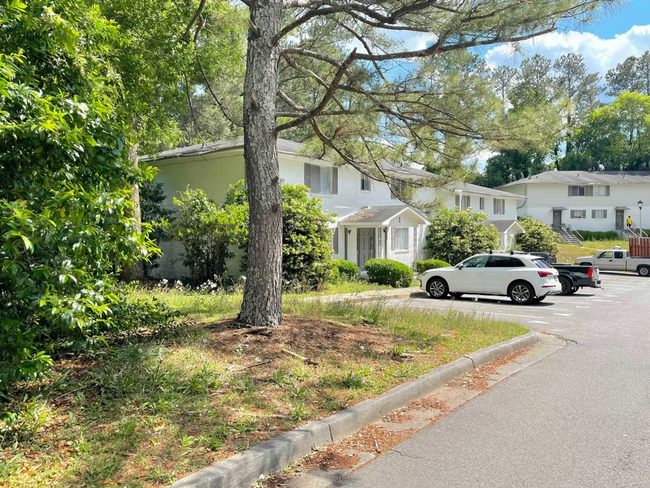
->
(427, 278), (448, 299)
(509, 282), (535, 305)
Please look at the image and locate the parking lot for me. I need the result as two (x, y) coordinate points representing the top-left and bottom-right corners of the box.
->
(386, 272), (650, 335)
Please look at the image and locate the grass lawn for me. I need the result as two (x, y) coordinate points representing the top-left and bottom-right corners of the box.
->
(0, 291), (527, 488)
(557, 240), (628, 264)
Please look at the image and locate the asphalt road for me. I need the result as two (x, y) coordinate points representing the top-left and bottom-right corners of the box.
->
(336, 272), (650, 488)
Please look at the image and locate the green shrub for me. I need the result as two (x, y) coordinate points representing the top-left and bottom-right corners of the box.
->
(333, 259), (359, 280)
(329, 265), (340, 282)
(425, 208), (499, 264)
(415, 259), (451, 274)
(576, 230), (620, 241)
(517, 217), (560, 253)
(229, 182), (334, 292)
(365, 259), (413, 288)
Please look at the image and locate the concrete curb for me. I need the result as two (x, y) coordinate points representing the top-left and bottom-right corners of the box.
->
(169, 331), (539, 488)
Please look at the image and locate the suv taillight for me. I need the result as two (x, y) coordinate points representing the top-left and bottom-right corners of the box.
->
(538, 270), (554, 277)
(588, 268), (593, 278)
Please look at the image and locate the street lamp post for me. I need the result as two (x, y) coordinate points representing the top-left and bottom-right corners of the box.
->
(638, 200), (644, 236)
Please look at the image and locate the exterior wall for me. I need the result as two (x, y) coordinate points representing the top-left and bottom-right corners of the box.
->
(150, 149), (522, 279)
(413, 187), (519, 221)
(511, 183), (650, 232)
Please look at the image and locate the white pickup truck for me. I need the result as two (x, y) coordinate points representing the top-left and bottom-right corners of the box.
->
(576, 250), (650, 276)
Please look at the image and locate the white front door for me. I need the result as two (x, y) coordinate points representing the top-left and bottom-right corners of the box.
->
(454, 255), (488, 293)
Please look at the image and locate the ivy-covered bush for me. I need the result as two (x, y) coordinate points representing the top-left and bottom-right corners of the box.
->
(576, 230), (619, 241)
(168, 188), (247, 286)
(333, 259), (359, 280)
(425, 208), (499, 264)
(517, 217), (560, 253)
(415, 259), (451, 274)
(227, 181), (334, 292)
(365, 259), (413, 288)
(0, 2), (164, 391)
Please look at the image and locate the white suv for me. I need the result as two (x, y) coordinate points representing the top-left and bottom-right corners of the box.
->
(420, 253), (562, 304)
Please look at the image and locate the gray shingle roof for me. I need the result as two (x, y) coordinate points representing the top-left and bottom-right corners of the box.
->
(499, 170), (650, 188)
(141, 137), (523, 199)
(483, 219), (524, 234)
(339, 205), (429, 225)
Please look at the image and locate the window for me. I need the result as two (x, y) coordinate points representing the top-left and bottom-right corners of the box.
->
(461, 255), (488, 268)
(486, 256), (525, 268)
(360, 174), (372, 192)
(455, 194), (470, 210)
(331, 228), (339, 254)
(614, 251), (624, 259)
(593, 185), (610, 196)
(391, 228), (409, 251)
(533, 259), (552, 269)
(598, 251), (613, 259)
(592, 210), (607, 219)
(304, 163), (338, 194)
(479, 197), (485, 210)
(568, 185), (610, 197)
(493, 198), (505, 215)
(571, 210), (586, 219)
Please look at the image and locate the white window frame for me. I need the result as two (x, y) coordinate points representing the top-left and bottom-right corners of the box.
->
(592, 210), (607, 219)
(593, 185), (610, 197)
(390, 179), (407, 199)
(360, 174), (372, 192)
(455, 194), (471, 210)
(391, 228), (410, 251)
(493, 198), (505, 215)
(571, 209), (587, 219)
(304, 163), (338, 195)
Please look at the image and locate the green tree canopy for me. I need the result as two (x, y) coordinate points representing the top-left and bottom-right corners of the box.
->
(0, 0), (157, 388)
(564, 92), (650, 171)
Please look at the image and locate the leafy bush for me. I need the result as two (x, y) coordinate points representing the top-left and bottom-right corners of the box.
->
(517, 217), (560, 253)
(0, 2), (165, 391)
(364, 259), (413, 288)
(228, 181), (334, 292)
(333, 259), (359, 280)
(168, 188), (247, 286)
(141, 181), (176, 275)
(425, 208), (499, 265)
(415, 259), (451, 274)
(576, 230), (620, 241)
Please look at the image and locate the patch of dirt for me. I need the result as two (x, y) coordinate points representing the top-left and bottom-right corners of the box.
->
(449, 348), (530, 391)
(339, 424), (415, 454)
(301, 448), (360, 471)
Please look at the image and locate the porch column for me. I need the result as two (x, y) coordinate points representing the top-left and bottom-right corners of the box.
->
(344, 226), (348, 261)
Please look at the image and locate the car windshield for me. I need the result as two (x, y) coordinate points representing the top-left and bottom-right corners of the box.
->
(533, 259), (551, 269)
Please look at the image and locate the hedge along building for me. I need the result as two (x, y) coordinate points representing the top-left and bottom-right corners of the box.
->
(498, 171), (650, 236)
(144, 138), (524, 279)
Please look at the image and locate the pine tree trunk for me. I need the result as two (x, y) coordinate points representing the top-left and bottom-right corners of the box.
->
(122, 134), (146, 282)
(237, 0), (283, 327)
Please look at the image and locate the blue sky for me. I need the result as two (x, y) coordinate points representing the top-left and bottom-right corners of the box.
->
(482, 1), (650, 76)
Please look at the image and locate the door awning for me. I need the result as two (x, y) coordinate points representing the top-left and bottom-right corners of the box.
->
(615, 206), (631, 210)
(551, 207), (567, 210)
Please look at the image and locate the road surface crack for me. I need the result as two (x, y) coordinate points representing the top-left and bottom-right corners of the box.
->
(390, 448), (435, 461)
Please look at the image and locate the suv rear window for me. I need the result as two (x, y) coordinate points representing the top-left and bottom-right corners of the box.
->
(533, 259), (551, 269)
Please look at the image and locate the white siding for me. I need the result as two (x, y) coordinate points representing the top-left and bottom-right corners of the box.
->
(510, 182), (650, 232)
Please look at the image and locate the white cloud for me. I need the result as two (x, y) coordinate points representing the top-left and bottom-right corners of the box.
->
(485, 25), (650, 76)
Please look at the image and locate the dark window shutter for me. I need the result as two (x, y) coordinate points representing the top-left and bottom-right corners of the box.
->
(332, 167), (338, 194)
(568, 186), (572, 197)
(606, 185), (610, 196)
(332, 228), (339, 254)
(304, 163), (311, 189)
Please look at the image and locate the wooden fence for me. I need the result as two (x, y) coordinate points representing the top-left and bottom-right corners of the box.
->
(629, 237), (650, 258)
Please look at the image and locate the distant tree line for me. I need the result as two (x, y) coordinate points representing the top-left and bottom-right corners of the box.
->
(475, 51), (650, 188)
